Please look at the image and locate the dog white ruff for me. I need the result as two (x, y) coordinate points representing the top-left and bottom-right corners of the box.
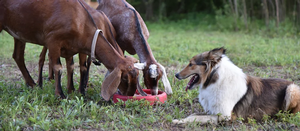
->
(198, 55), (247, 119)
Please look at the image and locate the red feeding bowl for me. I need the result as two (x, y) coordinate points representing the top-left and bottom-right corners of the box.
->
(113, 89), (167, 105)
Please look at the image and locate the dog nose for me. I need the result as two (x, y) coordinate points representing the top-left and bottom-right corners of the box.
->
(175, 73), (181, 80)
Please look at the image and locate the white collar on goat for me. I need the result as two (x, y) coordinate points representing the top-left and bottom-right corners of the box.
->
(91, 29), (103, 62)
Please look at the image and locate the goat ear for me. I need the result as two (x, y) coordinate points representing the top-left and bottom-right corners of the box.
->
(101, 67), (122, 101)
(134, 62), (146, 70)
(157, 63), (173, 94)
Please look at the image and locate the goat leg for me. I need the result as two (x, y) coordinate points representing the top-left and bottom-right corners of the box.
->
(78, 53), (91, 95)
(66, 56), (75, 94)
(48, 46), (66, 99)
(47, 51), (54, 81)
(13, 39), (36, 87)
(37, 47), (48, 87)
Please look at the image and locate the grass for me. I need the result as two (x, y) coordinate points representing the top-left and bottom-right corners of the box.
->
(0, 21), (300, 130)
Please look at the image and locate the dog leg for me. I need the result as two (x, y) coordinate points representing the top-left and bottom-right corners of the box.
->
(172, 114), (219, 125)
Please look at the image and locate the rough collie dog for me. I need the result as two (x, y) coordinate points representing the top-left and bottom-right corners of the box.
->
(173, 47), (300, 124)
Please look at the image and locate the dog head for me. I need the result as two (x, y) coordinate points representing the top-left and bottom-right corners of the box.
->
(175, 47), (226, 91)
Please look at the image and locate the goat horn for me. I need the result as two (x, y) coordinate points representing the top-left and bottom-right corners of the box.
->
(137, 76), (147, 96)
(134, 62), (146, 70)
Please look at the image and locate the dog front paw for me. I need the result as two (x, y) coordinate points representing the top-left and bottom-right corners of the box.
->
(172, 115), (219, 125)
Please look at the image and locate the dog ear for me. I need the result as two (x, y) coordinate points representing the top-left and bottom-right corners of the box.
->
(209, 47), (226, 62)
(101, 67), (122, 101)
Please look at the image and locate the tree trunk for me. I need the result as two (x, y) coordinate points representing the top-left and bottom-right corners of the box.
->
(242, 0), (248, 29)
(228, 0), (239, 31)
(143, 0), (154, 21)
(158, 0), (166, 20)
(177, 0), (185, 14)
(281, 0), (286, 21)
(250, 0), (254, 18)
(262, 0), (269, 27)
(275, 0), (280, 27)
(234, 0), (238, 30)
(296, 0), (300, 32)
(228, 0), (235, 14)
(234, 0), (238, 17)
(268, 0), (275, 18)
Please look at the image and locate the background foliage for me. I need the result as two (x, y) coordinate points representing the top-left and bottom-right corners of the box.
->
(128, 0), (300, 34)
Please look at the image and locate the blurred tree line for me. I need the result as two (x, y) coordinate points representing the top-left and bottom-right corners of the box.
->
(126, 0), (300, 32)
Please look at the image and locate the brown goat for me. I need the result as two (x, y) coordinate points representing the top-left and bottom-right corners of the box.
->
(0, 0), (143, 100)
(97, 0), (173, 95)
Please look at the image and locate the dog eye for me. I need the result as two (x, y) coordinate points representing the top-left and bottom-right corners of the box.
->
(200, 63), (207, 66)
(189, 63), (192, 67)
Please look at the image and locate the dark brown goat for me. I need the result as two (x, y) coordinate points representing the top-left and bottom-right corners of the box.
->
(0, 0), (143, 100)
(97, 0), (173, 95)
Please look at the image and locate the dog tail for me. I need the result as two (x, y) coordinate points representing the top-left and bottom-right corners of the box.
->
(283, 83), (300, 113)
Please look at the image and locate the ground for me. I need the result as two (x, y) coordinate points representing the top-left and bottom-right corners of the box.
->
(1, 23), (300, 130)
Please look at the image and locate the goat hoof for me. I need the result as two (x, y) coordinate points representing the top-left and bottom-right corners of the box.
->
(92, 61), (101, 66)
(77, 88), (86, 95)
(56, 92), (66, 99)
(26, 82), (36, 88)
(61, 95), (66, 99)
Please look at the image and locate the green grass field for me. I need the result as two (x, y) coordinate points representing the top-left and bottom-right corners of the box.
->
(0, 22), (300, 130)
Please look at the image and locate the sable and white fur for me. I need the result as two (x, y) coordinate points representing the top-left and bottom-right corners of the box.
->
(173, 47), (300, 124)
